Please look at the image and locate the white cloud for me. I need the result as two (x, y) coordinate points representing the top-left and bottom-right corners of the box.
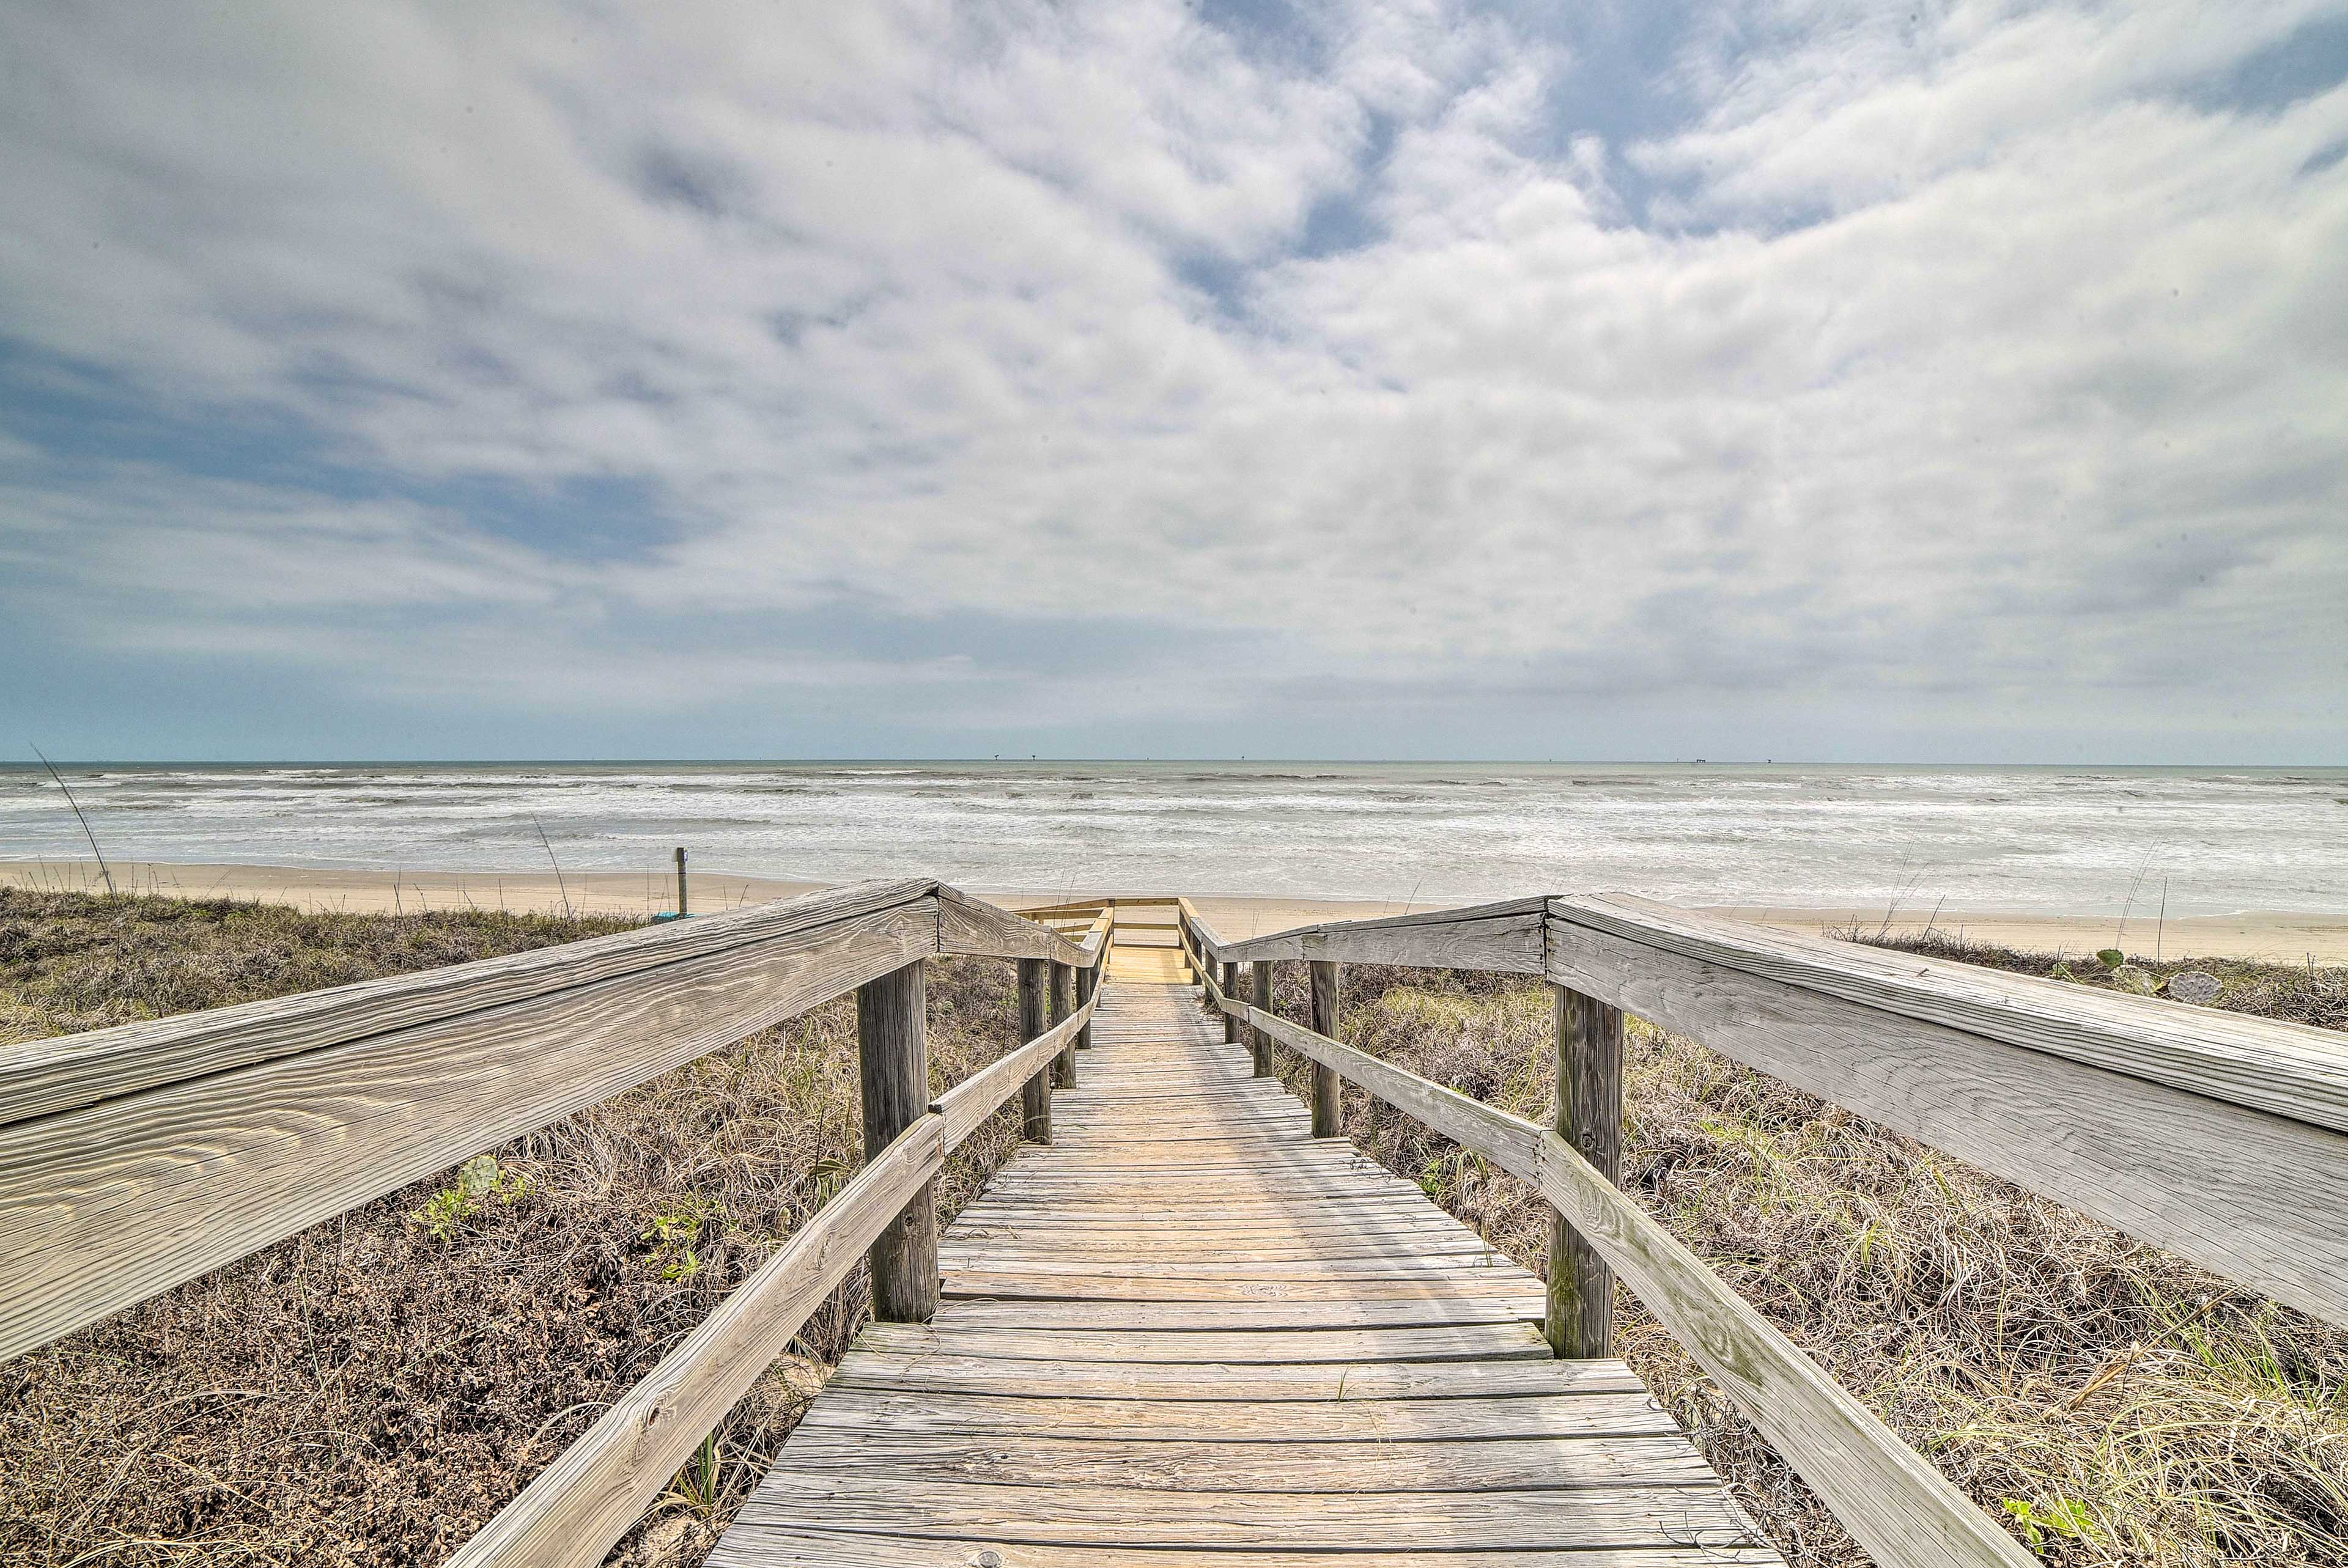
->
(0, 0), (2342, 755)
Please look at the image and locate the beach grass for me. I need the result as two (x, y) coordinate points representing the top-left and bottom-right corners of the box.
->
(1260, 946), (2348, 1567)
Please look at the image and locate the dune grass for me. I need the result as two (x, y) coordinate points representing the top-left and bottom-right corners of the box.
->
(1259, 947), (2348, 1567)
(0, 889), (1026, 1568)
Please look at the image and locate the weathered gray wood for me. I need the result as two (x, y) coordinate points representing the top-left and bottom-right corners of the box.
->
(0, 877), (936, 1129)
(1222, 962), (1240, 1042)
(1073, 961), (1096, 1053)
(937, 884), (1091, 965)
(1213, 896), (1549, 970)
(1050, 962), (1076, 1088)
(1223, 993), (2032, 1568)
(1547, 982), (1620, 1359)
(0, 893), (937, 1363)
(1552, 894), (2348, 1134)
(1250, 962), (1275, 1077)
(1309, 959), (1341, 1137)
(849, 1320), (1555, 1367)
(711, 1534), (1780, 1568)
(446, 1117), (943, 1568)
(674, 845), (689, 916)
(858, 960), (937, 1324)
(1544, 913), (2348, 1330)
(1018, 957), (1052, 1144)
(729, 1474), (1759, 1552)
(773, 1429), (1719, 1492)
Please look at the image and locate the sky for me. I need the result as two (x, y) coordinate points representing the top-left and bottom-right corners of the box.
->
(1, 0), (2344, 764)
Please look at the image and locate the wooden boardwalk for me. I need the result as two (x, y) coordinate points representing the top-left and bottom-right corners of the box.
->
(710, 952), (1778, 1566)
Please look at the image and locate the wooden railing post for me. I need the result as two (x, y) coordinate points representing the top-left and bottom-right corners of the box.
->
(856, 958), (936, 1323)
(1309, 960), (1340, 1137)
(1050, 961), (1076, 1087)
(1018, 958), (1051, 1143)
(1074, 960), (1096, 1050)
(1250, 962), (1275, 1077)
(1222, 962), (1239, 1043)
(1547, 982), (1622, 1356)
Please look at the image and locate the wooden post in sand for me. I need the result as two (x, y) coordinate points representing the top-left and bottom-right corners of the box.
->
(1019, 959), (1052, 1143)
(1250, 962), (1276, 1077)
(1546, 982), (1623, 1357)
(1309, 960), (1341, 1138)
(1223, 962), (1240, 1043)
(673, 847), (689, 916)
(1073, 960), (1096, 1052)
(857, 959), (936, 1322)
(1051, 962), (1076, 1088)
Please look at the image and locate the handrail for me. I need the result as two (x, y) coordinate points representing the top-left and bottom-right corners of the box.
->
(1198, 965), (2033, 1568)
(449, 977), (1102, 1568)
(1186, 893), (2348, 1331)
(0, 880), (1094, 1363)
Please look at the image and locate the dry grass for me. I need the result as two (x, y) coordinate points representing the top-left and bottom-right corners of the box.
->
(0, 890), (1027, 1568)
(1259, 957), (2348, 1568)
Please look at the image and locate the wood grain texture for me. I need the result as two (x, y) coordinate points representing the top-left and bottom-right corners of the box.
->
(1551, 894), (2348, 1135)
(1309, 960), (1341, 1137)
(1548, 982), (1621, 1359)
(1213, 897), (1549, 970)
(1050, 962), (1076, 1088)
(857, 959), (936, 1323)
(937, 885), (1091, 966)
(0, 877), (936, 1129)
(0, 895), (937, 1363)
(447, 1118), (943, 1568)
(1250, 961), (1276, 1077)
(1219, 993), (2030, 1568)
(1544, 913), (2348, 1329)
(1017, 959), (1052, 1144)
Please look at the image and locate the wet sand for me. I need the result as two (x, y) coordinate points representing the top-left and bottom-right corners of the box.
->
(4, 860), (2342, 963)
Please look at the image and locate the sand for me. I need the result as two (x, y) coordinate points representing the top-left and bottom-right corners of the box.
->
(5, 859), (2343, 964)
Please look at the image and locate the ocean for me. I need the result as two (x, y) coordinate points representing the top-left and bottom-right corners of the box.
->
(2, 761), (2344, 916)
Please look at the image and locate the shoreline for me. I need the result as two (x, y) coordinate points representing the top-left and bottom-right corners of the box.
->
(4, 859), (2344, 964)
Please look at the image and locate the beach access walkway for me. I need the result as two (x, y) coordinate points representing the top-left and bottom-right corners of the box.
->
(707, 932), (1778, 1566)
(17, 880), (2333, 1568)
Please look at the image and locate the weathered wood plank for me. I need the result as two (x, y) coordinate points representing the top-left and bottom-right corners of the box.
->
(0, 877), (936, 1128)
(773, 1429), (1721, 1491)
(729, 1474), (1760, 1551)
(1213, 897), (1549, 970)
(0, 894), (937, 1363)
(1552, 894), (2348, 1133)
(933, 992), (1096, 1150)
(712, 1534), (1781, 1568)
(1545, 913), (2348, 1329)
(938, 884), (1091, 965)
(835, 1334), (1594, 1382)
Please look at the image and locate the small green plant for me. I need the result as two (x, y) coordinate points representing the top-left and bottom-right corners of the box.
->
(407, 1154), (528, 1242)
(641, 1196), (729, 1280)
(657, 1430), (724, 1518)
(2095, 948), (2126, 970)
(2002, 1495), (2094, 1547)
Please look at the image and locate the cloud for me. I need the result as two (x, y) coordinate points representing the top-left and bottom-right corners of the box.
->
(0, 0), (2342, 758)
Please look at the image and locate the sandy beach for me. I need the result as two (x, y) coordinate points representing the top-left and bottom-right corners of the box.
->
(7, 859), (2342, 963)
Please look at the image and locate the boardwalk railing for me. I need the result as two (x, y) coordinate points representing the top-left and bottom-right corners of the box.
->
(1175, 894), (2348, 1568)
(0, 880), (1110, 1568)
